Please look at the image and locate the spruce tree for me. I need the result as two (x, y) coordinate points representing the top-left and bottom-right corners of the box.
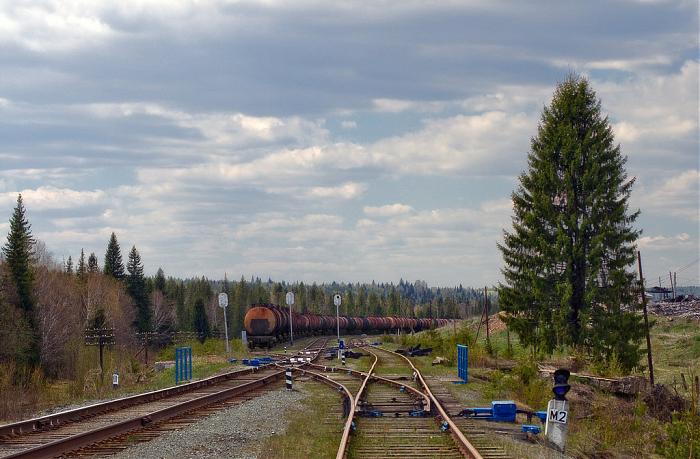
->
(87, 252), (99, 273)
(498, 75), (643, 371)
(154, 267), (166, 292)
(126, 245), (151, 332)
(2, 194), (40, 366)
(193, 298), (210, 343)
(103, 232), (125, 279)
(65, 256), (73, 274)
(77, 249), (87, 279)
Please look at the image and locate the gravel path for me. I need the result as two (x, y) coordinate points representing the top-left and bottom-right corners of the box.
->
(112, 387), (308, 459)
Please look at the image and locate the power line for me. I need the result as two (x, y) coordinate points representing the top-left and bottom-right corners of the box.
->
(675, 257), (699, 273)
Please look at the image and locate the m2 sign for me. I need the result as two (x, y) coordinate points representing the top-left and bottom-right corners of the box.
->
(548, 408), (568, 424)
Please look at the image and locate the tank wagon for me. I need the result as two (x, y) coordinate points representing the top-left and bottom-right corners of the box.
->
(243, 303), (450, 349)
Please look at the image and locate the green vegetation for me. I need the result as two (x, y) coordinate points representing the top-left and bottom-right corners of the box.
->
(258, 382), (343, 458)
(498, 74), (644, 372)
(103, 232), (125, 280)
(2, 194), (39, 367)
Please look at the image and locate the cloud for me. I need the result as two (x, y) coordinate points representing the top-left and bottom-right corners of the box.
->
(340, 120), (357, 129)
(601, 60), (698, 161)
(638, 232), (693, 250)
(0, 187), (106, 210)
(306, 182), (367, 200)
(363, 203), (413, 217)
(641, 170), (700, 221)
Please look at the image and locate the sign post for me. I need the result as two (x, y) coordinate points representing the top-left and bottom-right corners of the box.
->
(545, 369), (571, 452)
(286, 291), (295, 345)
(218, 292), (229, 354)
(333, 294), (342, 360)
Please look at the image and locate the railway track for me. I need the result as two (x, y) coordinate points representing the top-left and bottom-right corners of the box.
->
(303, 343), (475, 458)
(0, 338), (327, 459)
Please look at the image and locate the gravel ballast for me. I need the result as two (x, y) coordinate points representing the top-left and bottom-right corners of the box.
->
(112, 386), (308, 459)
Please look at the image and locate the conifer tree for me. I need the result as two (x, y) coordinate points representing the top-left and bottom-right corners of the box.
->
(65, 256), (73, 274)
(77, 249), (87, 279)
(2, 194), (39, 366)
(193, 298), (210, 343)
(87, 252), (99, 273)
(103, 232), (125, 279)
(498, 75), (643, 371)
(154, 267), (166, 292)
(126, 245), (150, 332)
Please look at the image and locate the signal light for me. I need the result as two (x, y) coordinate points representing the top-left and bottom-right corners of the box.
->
(552, 369), (571, 401)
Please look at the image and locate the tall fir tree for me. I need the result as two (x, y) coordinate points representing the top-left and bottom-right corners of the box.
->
(2, 194), (40, 366)
(126, 245), (151, 332)
(154, 267), (166, 292)
(498, 75), (643, 371)
(77, 249), (87, 280)
(193, 298), (210, 343)
(103, 232), (125, 279)
(87, 252), (99, 273)
(65, 256), (73, 274)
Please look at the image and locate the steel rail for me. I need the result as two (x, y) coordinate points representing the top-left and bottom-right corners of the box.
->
(304, 361), (431, 411)
(0, 338), (323, 439)
(3, 370), (285, 459)
(0, 364), (274, 438)
(334, 347), (378, 459)
(372, 345), (483, 459)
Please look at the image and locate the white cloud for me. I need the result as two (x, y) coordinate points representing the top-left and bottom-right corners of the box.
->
(363, 203), (413, 217)
(601, 60), (698, 156)
(0, 187), (106, 210)
(306, 182), (367, 200)
(642, 170), (700, 221)
(340, 120), (357, 129)
(638, 232), (693, 250)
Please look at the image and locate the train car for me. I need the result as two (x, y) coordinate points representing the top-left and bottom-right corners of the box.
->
(244, 303), (454, 349)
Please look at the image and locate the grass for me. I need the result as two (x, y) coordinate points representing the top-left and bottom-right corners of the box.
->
(258, 381), (344, 458)
(0, 337), (254, 423)
(650, 316), (700, 386)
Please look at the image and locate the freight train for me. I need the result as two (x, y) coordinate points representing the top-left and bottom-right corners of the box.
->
(243, 303), (450, 349)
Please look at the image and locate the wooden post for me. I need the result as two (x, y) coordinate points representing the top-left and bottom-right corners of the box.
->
(674, 272), (677, 297)
(638, 251), (655, 386)
(485, 286), (490, 343)
(669, 272), (675, 299)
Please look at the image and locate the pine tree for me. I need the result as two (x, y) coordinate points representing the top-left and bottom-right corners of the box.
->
(126, 245), (151, 332)
(103, 233), (125, 279)
(154, 267), (166, 292)
(65, 256), (73, 274)
(77, 249), (87, 279)
(1, 194), (39, 366)
(498, 75), (643, 371)
(193, 298), (210, 343)
(87, 252), (99, 273)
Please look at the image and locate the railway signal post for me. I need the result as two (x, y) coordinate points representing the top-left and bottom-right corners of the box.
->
(334, 293), (342, 360)
(286, 291), (295, 345)
(218, 292), (230, 354)
(545, 368), (571, 452)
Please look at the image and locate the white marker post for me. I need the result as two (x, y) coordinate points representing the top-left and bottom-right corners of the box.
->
(333, 294), (342, 360)
(545, 369), (571, 452)
(218, 292), (229, 354)
(286, 291), (295, 346)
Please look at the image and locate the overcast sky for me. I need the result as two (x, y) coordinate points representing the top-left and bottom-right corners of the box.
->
(0, 0), (698, 287)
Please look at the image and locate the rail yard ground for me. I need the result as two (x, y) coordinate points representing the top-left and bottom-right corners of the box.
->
(1, 316), (698, 458)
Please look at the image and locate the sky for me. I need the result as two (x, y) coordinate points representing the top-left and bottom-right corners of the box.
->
(0, 0), (698, 287)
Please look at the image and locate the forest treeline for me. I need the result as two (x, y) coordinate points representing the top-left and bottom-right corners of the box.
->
(0, 195), (491, 381)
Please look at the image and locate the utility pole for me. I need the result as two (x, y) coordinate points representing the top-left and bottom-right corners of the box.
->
(674, 272), (677, 298)
(638, 251), (655, 386)
(669, 271), (675, 299)
(484, 286), (490, 347)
